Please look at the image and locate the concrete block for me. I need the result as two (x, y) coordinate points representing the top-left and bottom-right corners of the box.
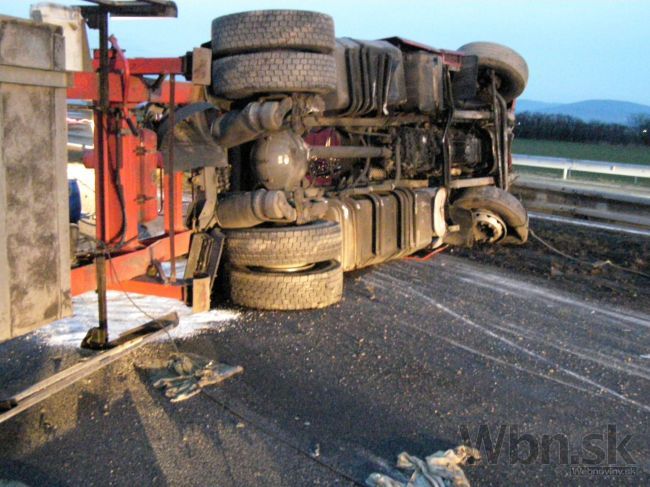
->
(0, 15), (64, 72)
(0, 15), (71, 341)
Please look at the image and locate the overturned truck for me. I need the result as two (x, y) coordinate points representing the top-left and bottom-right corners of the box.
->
(161, 10), (529, 310)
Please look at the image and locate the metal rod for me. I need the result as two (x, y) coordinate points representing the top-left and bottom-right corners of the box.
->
(168, 74), (176, 282)
(95, 9), (109, 339)
(490, 70), (504, 189)
(497, 92), (510, 191)
(452, 109), (491, 121)
(393, 136), (402, 184)
(303, 114), (429, 128)
(0, 313), (179, 424)
(308, 145), (392, 160)
(441, 67), (455, 192)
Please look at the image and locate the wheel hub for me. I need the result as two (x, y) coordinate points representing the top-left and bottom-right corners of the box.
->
(472, 210), (507, 243)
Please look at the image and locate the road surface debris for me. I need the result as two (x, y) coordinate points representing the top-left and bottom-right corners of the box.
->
(366, 445), (481, 487)
(153, 353), (243, 403)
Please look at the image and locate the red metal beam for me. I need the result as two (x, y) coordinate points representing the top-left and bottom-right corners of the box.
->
(71, 231), (191, 296)
(68, 71), (194, 104)
(111, 279), (185, 300)
(164, 172), (185, 233)
(69, 46), (193, 303)
(127, 57), (184, 75)
(91, 49), (184, 75)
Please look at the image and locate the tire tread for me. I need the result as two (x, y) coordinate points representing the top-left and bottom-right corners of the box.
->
(212, 10), (335, 56)
(225, 221), (342, 268)
(229, 262), (343, 310)
(212, 51), (337, 99)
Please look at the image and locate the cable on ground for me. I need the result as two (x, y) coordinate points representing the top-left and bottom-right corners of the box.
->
(96, 244), (364, 486)
(530, 228), (650, 279)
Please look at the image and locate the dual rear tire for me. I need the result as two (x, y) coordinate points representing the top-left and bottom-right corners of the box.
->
(211, 10), (338, 99)
(225, 221), (343, 310)
(228, 261), (343, 311)
(212, 12), (341, 308)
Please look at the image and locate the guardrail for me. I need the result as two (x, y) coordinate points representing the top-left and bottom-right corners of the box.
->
(512, 154), (650, 181)
(511, 156), (650, 230)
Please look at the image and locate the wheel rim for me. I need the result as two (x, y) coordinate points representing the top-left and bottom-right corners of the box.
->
(251, 263), (317, 273)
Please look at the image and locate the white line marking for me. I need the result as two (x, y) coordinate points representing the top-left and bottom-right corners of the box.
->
(360, 276), (598, 398)
(445, 260), (650, 328)
(529, 211), (650, 238)
(453, 275), (645, 339)
(391, 262), (648, 356)
(367, 271), (650, 413)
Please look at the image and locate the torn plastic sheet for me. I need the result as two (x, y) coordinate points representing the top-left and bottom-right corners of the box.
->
(153, 353), (243, 402)
(366, 445), (481, 487)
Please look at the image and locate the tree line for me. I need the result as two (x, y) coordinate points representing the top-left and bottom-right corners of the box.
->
(514, 112), (650, 146)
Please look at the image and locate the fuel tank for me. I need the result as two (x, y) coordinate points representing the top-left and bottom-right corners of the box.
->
(324, 187), (447, 271)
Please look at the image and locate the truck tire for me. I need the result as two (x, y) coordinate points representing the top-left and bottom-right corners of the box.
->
(211, 10), (335, 56)
(228, 261), (343, 310)
(457, 42), (528, 102)
(225, 221), (342, 268)
(452, 185), (529, 244)
(212, 51), (337, 99)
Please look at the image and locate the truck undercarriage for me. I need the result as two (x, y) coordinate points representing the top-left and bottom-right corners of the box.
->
(146, 10), (530, 310)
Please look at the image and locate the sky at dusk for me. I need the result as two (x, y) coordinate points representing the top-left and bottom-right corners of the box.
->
(3, 0), (649, 105)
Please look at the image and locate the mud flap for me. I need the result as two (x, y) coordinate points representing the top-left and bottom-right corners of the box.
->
(183, 230), (225, 307)
(446, 186), (529, 246)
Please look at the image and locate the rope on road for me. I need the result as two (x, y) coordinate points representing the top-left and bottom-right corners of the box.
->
(77, 236), (184, 352)
(199, 389), (367, 486)
(530, 228), (650, 279)
(102, 247), (366, 486)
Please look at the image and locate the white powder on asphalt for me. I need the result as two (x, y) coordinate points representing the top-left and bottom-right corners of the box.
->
(38, 290), (239, 347)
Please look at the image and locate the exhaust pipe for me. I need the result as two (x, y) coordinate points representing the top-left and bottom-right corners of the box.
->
(216, 189), (297, 229)
(211, 98), (292, 149)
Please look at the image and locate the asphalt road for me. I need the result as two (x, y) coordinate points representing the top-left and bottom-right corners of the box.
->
(0, 229), (649, 486)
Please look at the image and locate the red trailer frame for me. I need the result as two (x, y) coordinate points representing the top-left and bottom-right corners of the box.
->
(68, 39), (195, 300)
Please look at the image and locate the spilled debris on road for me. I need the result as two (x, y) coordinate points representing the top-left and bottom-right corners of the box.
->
(37, 291), (239, 347)
(366, 445), (481, 487)
(152, 353), (243, 402)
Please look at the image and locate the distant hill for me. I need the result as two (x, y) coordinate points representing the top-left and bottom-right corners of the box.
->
(515, 99), (650, 126)
(515, 100), (558, 112)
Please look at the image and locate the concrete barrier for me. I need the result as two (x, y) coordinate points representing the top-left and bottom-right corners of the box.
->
(0, 16), (71, 341)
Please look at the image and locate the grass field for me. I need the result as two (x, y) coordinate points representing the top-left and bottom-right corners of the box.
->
(512, 139), (650, 165)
